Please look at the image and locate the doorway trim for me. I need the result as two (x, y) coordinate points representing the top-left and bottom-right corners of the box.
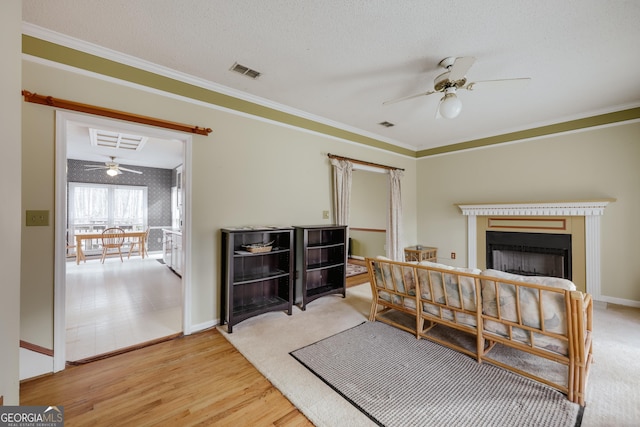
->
(53, 110), (193, 372)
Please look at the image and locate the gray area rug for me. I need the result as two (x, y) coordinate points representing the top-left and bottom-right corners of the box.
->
(291, 321), (582, 427)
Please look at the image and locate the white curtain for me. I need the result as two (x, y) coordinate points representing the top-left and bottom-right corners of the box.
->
(69, 183), (147, 231)
(70, 186), (109, 225)
(113, 188), (145, 226)
(387, 169), (404, 261)
(330, 158), (353, 226)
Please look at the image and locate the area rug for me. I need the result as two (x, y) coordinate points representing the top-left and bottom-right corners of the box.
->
(290, 321), (582, 427)
(346, 262), (368, 277)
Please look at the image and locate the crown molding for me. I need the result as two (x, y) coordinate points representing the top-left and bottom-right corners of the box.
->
(21, 23), (416, 154)
(22, 23), (638, 160)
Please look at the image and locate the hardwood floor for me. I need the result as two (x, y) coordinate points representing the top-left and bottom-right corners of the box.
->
(21, 328), (313, 427)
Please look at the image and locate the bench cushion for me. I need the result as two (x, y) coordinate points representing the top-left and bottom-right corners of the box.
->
(480, 269), (576, 355)
(372, 259), (417, 311)
(417, 261), (481, 327)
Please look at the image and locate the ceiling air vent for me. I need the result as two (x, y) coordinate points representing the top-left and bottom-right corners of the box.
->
(89, 129), (147, 151)
(231, 62), (261, 79)
(378, 121), (395, 128)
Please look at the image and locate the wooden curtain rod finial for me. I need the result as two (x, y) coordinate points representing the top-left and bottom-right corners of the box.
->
(21, 90), (37, 101)
(193, 126), (213, 135)
(21, 89), (212, 136)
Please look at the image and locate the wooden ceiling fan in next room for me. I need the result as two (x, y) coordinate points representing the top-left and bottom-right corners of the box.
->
(383, 56), (531, 119)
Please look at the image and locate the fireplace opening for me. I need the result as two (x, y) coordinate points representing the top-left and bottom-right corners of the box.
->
(486, 231), (571, 279)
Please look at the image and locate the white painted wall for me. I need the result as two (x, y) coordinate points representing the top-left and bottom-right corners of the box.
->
(0, 0), (22, 404)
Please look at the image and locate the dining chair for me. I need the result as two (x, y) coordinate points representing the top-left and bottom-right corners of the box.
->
(101, 227), (126, 263)
(66, 229), (77, 259)
(128, 227), (150, 259)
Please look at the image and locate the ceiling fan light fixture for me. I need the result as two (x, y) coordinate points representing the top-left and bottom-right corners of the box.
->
(106, 168), (118, 177)
(439, 89), (462, 119)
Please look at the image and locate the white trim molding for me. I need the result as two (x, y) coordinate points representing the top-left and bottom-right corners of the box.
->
(458, 200), (613, 300)
(53, 111), (194, 372)
(457, 200), (611, 217)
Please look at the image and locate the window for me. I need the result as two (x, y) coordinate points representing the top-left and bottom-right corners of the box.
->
(68, 183), (148, 254)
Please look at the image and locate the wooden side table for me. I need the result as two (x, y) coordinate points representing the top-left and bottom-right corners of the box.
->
(404, 246), (437, 262)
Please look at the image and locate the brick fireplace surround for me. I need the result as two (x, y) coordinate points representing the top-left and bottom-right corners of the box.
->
(458, 201), (612, 300)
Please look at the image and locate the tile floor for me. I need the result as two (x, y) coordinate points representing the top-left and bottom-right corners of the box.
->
(65, 253), (182, 361)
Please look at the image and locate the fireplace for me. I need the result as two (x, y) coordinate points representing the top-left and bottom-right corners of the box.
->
(486, 231), (571, 279)
(457, 200), (612, 298)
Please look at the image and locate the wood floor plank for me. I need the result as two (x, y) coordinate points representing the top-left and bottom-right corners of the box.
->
(20, 328), (313, 427)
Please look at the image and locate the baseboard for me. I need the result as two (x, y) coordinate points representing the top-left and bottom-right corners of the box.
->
(67, 333), (182, 365)
(190, 319), (218, 334)
(597, 295), (640, 308)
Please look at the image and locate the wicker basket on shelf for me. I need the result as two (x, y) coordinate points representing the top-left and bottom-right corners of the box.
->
(243, 241), (274, 253)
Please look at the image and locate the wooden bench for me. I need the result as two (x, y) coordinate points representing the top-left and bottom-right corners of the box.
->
(366, 257), (593, 405)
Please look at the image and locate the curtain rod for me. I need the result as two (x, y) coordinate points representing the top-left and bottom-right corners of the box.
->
(327, 153), (404, 171)
(22, 91), (212, 136)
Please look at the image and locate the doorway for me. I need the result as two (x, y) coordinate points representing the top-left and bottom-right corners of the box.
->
(54, 111), (192, 370)
(349, 168), (389, 258)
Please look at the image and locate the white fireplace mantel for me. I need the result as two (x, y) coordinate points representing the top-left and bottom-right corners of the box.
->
(458, 201), (610, 217)
(458, 200), (613, 299)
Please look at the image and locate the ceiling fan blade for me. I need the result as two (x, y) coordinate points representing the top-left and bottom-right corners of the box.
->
(118, 167), (143, 174)
(85, 167), (108, 171)
(383, 90), (437, 106)
(464, 77), (531, 91)
(435, 98), (443, 119)
(448, 56), (476, 81)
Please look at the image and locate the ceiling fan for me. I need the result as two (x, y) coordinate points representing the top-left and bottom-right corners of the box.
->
(84, 156), (143, 176)
(383, 56), (531, 119)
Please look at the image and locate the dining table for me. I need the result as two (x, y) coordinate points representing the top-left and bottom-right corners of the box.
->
(74, 230), (147, 264)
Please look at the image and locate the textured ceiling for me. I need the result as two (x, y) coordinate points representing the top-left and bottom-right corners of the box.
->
(22, 0), (640, 158)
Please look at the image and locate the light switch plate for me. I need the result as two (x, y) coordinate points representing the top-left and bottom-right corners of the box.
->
(26, 210), (49, 226)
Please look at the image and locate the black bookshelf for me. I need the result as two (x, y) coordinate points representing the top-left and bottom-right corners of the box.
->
(221, 227), (294, 333)
(295, 225), (347, 310)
